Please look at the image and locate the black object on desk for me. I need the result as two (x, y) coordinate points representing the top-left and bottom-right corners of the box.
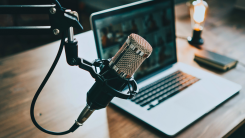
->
(195, 49), (238, 71)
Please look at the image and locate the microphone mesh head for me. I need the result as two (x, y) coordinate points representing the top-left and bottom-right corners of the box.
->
(109, 33), (153, 79)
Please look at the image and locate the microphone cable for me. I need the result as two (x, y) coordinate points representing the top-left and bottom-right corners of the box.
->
(30, 32), (78, 135)
(53, 0), (62, 9)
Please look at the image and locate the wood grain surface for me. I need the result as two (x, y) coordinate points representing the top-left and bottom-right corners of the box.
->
(0, 31), (109, 138)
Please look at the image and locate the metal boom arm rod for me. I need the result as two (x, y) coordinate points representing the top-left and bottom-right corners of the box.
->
(0, 3), (83, 35)
(0, 5), (55, 14)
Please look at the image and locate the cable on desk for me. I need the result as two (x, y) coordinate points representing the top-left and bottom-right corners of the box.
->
(30, 32), (78, 135)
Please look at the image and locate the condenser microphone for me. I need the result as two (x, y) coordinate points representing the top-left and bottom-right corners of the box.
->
(73, 33), (152, 129)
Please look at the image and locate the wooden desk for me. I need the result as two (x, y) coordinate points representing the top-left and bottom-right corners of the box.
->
(1, 1), (245, 138)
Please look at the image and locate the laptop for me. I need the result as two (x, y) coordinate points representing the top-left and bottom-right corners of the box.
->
(90, 0), (242, 136)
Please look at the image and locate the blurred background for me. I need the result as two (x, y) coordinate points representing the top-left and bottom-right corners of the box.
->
(0, 0), (186, 58)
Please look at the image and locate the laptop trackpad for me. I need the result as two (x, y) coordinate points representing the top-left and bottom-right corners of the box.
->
(175, 82), (219, 113)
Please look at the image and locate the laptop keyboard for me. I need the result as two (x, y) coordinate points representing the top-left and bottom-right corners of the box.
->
(131, 70), (200, 110)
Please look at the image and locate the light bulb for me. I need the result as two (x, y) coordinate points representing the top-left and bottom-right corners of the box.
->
(190, 0), (208, 31)
(193, 5), (206, 23)
(187, 0), (208, 47)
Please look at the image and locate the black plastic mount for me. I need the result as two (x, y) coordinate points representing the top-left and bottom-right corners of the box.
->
(79, 57), (139, 100)
(86, 60), (139, 110)
(187, 30), (204, 46)
(98, 60), (138, 100)
(0, 1), (83, 35)
(65, 43), (139, 99)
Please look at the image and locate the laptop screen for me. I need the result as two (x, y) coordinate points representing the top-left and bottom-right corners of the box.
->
(91, 0), (177, 80)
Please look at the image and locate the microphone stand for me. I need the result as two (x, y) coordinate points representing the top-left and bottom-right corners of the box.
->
(64, 26), (139, 129)
(0, 0), (138, 135)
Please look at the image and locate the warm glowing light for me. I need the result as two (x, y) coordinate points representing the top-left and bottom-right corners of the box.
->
(189, 0), (208, 31)
(187, 0), (208, 45)
(193, 5), (206, 23)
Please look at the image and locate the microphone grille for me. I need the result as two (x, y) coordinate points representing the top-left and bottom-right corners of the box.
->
(129, 33), (152, 52)
(109, 33), (153, 79)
